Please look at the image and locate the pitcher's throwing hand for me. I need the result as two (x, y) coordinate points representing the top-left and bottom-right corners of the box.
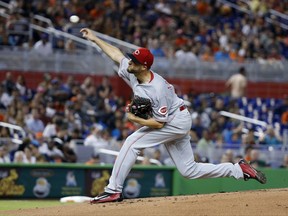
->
(80, 28), (95, 41)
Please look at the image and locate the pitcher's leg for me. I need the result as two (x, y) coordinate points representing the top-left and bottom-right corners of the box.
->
(165, 134), (244, 179)
(105, 127), (171, 192)
(105, 133), (142, 193)
(106, 125), (187, 193)
(185, 162), (243, 179)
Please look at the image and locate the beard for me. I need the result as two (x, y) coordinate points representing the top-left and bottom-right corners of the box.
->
(127, 66), (137, 74)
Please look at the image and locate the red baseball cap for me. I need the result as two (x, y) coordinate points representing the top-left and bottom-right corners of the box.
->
(127, 47), (154, 68)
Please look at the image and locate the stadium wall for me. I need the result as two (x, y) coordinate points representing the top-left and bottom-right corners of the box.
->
(0, 164), (286, 199)
(1, 71), (288, 99)
(173, 168), (288, 195)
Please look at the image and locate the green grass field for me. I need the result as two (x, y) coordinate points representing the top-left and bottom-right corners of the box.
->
(0, 200), (70, 211)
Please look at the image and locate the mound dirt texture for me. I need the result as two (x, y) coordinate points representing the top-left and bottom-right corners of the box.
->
(2, 188), (288, 216)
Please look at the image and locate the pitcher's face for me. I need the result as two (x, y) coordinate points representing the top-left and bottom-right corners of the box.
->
(127, 59), (143, 74)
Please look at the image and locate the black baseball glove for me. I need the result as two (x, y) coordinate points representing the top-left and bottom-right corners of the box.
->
(129, 96), (152, 119)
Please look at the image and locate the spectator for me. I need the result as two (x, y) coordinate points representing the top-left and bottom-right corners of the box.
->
(62, 75), (75, 96)
(23, 146), (36, 164)
(28, 141), (46, 163)
(175, 45), (198, 66)
(232, 155), (243, 164)
(282, 111), (288, 126)
(58, 142), (77, 163)
(0, 23), (9, 46)
(244, 145), (254, 162)
(149, 38), (166, 57)
(279, 154), (288, 168)
(220, 149), (234, 163)
(65, 39), (76, 53)
(15, 75), (28, 98)
(200, 46), (214, 62)
(6, 12), (29, 47)
(13, 150), (27, 163)
(37, 73), (51, 91)
(230, 132), (242, 146)
(274, 95), (288, 123)
(80, 77), (94, 95)
(3, 105), (17, 124)
(84, 124), (105, 148)
(85, 153), (101, 165)
(242, 129), (258, 145)
(25, 108), (45, 135)
(68, 128), (83, 144)
(0, 85), (5, 109)
(1, 72), (15, 95)
(249, 149), (268, 168)
(214, 133), (224, 148)
(190, 115), (204, 142)
(249, 0), (268, 15)
(46, 77), (70, 108)
(70, 91), (94, 123)
(111, 119), (123, 141)
(43, 116), (64, 138)
(259, 126), (282, 145)
(196, 129), (213, 158)
(96, 76), (112, 100)
(140, 156), (152, 165)
(222, 122), (243, 145)
(95, 129), (116, 164)
(214, 46), (231, 62)
(225, 67), (248, 99)
(0, 146), (11, 163)
(152, 149), (163, 165)
(54, 39), (65, 51)
(32, 33), (53, 56)
(1, 81), (19, 109)
(39, 138), (64, 163)
(85, 85), (98, 107)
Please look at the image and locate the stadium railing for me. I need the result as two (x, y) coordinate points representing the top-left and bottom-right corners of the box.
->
(0, 47), (287, 82)
(218, 0), (288, 30)
(0, 6), (288, 81)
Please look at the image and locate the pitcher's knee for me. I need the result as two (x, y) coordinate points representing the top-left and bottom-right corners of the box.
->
(123, 137), (141, 155)
(178, 162), (197, 178)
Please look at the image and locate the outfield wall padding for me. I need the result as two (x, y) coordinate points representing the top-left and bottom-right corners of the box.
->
(0, 164), (286, 199)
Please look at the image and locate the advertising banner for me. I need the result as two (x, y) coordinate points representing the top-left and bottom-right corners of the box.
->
(86, 168), (172, 198)
(0, 168), (25, 197)
(0, 165), (173, 199)
(0, 167), (84, 198)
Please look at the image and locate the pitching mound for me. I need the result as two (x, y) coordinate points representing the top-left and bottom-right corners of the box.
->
(3, 188), (288, 216)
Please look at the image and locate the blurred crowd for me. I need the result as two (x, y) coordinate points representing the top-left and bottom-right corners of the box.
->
(0, 0), (287, 63)
(0, 0), (288, 168)
(0, 71), (288, 168)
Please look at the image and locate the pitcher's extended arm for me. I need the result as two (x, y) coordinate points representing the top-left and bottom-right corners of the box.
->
(80, 28), (124, 64)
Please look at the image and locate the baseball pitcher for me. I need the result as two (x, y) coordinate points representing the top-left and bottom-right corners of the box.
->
(80, 28), (266, 204)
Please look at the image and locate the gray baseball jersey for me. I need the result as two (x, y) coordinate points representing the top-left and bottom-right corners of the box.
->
(105, 58), (244, 194)
(118, 58), (183, 122)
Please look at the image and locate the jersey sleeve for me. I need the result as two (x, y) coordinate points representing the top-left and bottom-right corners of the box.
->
(118, 58), (132, 85)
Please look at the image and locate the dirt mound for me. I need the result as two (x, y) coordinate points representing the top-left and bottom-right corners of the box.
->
(3, 188), (288, 216)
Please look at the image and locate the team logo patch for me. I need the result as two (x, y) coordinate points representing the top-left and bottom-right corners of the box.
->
(158, 106), (168, 116)
(134, 50), (140, 55)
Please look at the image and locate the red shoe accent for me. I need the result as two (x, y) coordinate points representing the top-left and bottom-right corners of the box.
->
(238, 159), (267, 184)
(90, 192), (123, 204)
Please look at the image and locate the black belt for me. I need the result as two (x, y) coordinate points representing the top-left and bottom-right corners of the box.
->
(179, 105), (186, 111)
